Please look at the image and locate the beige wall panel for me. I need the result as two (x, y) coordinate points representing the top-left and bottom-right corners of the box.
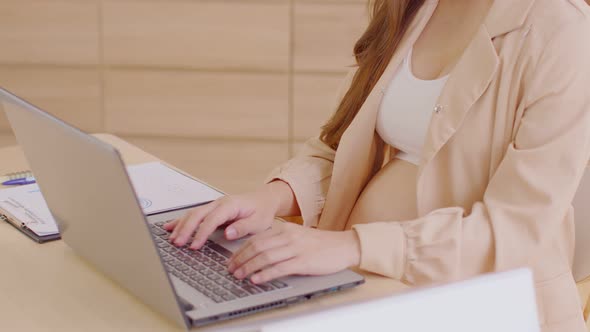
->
(291, 141), (305, 158)
(0, 67), (102, 133)
(294, 3), (367, 73)
(102, 1), (290, 71)
(124, 136), (288, 194)
(0, 102), (5, 134)
(0, 1), (99, 65)
(0, 133), (16, 149)
(294, 73), (347, 140)
(104, 70), (288, 139)
(296, 0), (365, 3)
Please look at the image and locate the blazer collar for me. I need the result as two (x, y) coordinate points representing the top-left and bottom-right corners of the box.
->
(485, 0), (536, 37)
(417, 0), (536, 168)
(419, 23), (499, 167)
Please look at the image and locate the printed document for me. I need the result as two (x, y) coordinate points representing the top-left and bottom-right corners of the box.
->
(126, 162), (223, 215)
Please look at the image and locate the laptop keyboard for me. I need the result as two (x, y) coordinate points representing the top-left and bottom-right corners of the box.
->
(149, 221), (288, 304)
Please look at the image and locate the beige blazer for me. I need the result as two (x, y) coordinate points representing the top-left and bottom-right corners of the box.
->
(268, 0), (590, 330)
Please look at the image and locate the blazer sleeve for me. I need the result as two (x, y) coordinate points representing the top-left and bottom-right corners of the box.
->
(265, 68), (357, 227)
(352, 17), (590, 284)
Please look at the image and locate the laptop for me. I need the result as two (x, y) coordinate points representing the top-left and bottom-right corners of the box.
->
(262, 269), (540, 332)
(0, 87), (364, 329)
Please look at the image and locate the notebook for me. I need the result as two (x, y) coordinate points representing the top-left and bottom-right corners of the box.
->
(0, 184), (59, 243)
(0, 162), (224, 243)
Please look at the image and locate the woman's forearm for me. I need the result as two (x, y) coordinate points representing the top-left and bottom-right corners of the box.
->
(262, 180), (301, 217)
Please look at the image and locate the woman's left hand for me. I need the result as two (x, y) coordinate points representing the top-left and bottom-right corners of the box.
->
(227, 222), (361, 284)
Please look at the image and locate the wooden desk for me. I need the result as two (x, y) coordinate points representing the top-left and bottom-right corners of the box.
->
(0, 134), (407, 332)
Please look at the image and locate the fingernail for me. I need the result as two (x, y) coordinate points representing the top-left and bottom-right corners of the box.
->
(227, 263), (234, 272)
(234, 269), (243, 279)
(225, 227), (237, 240)
(250, 275), (260, 284)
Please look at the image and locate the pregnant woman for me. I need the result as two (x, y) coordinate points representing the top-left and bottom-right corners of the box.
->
(168, 0), (590, 330)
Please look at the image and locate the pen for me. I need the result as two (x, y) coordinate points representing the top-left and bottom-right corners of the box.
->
(2, 176), (36, 186)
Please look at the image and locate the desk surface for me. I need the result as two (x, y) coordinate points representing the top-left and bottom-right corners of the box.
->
(0, 134), (407, 332)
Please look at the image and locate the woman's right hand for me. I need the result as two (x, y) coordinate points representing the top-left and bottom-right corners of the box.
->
(164, 181), (292, 250)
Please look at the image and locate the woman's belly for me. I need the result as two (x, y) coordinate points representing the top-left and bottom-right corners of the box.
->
(346, 158), (419, 229)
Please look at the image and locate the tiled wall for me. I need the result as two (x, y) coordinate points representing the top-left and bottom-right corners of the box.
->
(0, 0), (367, 193)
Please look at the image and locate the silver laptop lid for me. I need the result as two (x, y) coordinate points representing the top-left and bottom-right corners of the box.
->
(0, 88), (189, 329)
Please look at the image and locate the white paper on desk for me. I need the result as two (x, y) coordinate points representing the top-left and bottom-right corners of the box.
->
(0, 184), (58, 235)
(126, 162), (224, 215)
(0, 162), (224, 236)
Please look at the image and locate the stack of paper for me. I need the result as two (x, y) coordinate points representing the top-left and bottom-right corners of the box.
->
(0, 185), (57, 236)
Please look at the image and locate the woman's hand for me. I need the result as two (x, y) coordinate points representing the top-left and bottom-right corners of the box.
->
(165, 183), (287, 249)
(227, 222), (361, 284)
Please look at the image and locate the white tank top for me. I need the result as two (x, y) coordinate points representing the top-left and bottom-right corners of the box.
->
(376, 48), (449, 165)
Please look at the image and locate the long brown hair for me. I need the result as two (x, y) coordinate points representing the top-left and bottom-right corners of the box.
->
(320, 0), (425, 150)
